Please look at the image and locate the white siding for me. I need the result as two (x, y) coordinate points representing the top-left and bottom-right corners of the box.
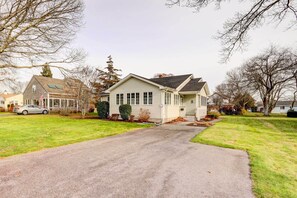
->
(109, 77), (162, 122)
(183, 95), (196, 115)
(272, 106), (297, 113)
(162, 91), (180, 122)
(196, 86), (208, 119)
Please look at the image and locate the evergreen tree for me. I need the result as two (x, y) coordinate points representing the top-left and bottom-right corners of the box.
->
(93, 56), (121, 100)
(40, 64), (53, 78)
(100, 56), (121, 89)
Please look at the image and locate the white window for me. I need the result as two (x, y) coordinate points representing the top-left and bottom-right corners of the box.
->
(32, 85), (36, 93)
(120, 94), (124, 105)
(201, 96), (207, 106)
(116, 94), (123, 105)
(53, 99), (60, 107)
(148, 92), (153, 104)
(165, 92), (171, 105)
(127, 93), (130, 105)
(174, 94), (180, 105)
(143, 92), (153, 105)
(280, 106), (285, 110)
(136, 93), (140, 104)
(68, 100), (74, 107)
(61, 99), (67, 108)
(116, 94), (119, 105)
(143, 92), (147, 105)
(131, 93), (135, 104)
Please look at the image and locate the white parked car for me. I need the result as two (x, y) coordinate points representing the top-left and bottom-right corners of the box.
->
(15, 105), (49, 115)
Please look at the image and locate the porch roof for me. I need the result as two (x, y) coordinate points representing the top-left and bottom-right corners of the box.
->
(180, 79), (206, 92)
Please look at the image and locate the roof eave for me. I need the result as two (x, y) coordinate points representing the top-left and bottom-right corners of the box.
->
(179, 91), (198, 94)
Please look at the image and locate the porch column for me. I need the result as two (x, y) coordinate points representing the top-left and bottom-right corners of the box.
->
(160, 92), (165, 124)
(47, 93), (50, 113)
(196, 94), (200, 121)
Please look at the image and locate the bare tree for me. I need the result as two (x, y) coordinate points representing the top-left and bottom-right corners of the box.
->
(65, 65), (101, 118)
(214, 68), (255, 110)
(242, 46), (297, 116)
(0, 0), (84, 85)
(167, 0), (297, 61)
(289, 69), (297, 109)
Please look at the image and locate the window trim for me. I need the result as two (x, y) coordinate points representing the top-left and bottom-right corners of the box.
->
(143, 92), (153, 105)
(165, 92), (172, 105)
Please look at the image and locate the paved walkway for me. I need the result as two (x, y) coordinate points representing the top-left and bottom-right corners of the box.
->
(0, 124), (254, 198)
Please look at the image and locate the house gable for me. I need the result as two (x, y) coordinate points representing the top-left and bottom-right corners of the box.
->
(23, 76), (47, 101)
(107, 73), (164, 92)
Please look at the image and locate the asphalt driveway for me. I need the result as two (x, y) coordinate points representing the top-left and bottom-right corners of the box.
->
(0, 124), (254, 198)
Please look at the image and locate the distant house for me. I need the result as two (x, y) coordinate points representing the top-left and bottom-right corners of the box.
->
(257, 101), (297, 113)
(0, 96), (4, 109)
(106, 73), (210, 123)
(271, 101), (297, 113)
(0, 92), (23, 111)
(23, 75), (87, 112)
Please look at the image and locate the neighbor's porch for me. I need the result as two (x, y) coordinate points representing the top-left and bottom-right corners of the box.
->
(24, 93), (79, 112)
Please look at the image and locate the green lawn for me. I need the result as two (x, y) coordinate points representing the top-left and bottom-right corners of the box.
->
(0, 115), (152, 157)
(192, 116), (297, 198)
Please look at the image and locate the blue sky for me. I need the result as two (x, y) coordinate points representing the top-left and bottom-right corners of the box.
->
(17, 0), (297, 92)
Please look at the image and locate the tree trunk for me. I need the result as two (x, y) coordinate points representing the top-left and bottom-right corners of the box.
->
(291, 90), (296, 109)
(263, 98), (270, 116)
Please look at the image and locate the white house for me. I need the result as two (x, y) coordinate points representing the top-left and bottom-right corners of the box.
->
(106, 73), (210, 123)
(0, 92), (23, 111)
(271, 101), (297, 113)
(257, 101), (297, 113)
(0, 96), (5, 109)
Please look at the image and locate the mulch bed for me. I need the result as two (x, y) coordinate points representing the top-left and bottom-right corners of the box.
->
(166, 117), (188, 124)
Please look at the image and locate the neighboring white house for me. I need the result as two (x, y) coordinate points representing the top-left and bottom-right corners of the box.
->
(0, 92), (23, 111)
(271, 101), (297, 113)
(257, 101), (297, 113)
(106, 73), (210, 123)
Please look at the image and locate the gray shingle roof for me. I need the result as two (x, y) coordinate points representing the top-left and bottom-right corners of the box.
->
(148, 74), (192, 89)
(34, 75), (66, 93)
(34, 75), (87, 94)
(180, 78), (205, 92)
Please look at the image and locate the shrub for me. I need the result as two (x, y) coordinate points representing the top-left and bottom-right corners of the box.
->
(207, 111), (221, 119)
(0, 107), (5, 112)
(240, 109), (248, 115)
(138, 108), (151, 122)
(97, 101), (109, 119)
(60, 108), (70, 116)
(119, 104), (132, 121)
(287, 109), (297, 118)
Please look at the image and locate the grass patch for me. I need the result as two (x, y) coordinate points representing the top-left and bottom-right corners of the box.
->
(0, 115), (152, 157)
(192, 116), (297, 198)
